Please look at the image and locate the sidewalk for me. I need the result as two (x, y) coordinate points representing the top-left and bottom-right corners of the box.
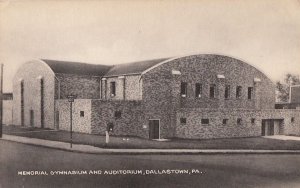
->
(2, 134), (300, 155)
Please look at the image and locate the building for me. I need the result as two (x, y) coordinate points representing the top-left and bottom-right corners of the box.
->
(12, 54), (300, 139)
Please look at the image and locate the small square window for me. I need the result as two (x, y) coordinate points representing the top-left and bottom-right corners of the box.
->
(251, 118), (255, 124)
(237, 118), (242, 125)
(80, 111), (84, 117)
(115, 111), (121, 119)
(180, 118), (187, 124)
(201, 119), (209, 125)
(291, 117), (295, 123)
(223, 119), (228, 125)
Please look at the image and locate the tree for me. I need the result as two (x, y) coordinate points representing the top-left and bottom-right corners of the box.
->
(276, 73), (300, 102)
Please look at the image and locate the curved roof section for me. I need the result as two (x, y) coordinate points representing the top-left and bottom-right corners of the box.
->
(42, 59), (112, 76)
(104, 58), (170, 77)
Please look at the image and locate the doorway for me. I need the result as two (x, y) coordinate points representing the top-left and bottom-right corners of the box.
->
(149, 119), (160, 139)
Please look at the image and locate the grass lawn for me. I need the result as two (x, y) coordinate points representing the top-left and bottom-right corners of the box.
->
(3, 125), (300, 150)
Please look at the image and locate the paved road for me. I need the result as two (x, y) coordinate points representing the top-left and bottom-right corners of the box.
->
(1, 141), (300, 188)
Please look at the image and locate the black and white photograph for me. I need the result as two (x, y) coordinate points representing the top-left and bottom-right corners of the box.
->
(1, 0), (300, 187)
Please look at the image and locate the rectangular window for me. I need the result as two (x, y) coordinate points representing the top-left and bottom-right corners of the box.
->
(181, 82), (187, 97)
(251, 118), (255, 124)
(201, 119), (209, 125)
(223, 119), (228, 125)
(115, 111), (121, 119)
(237, 118), (242, 125)
(180, 118), (187, 124)
(236, 86), (242, 99)
(248, 87), (253, 99)
(110, 81), (116, 97)
(225, 85), (230, 99)
(195, 83), (202, 98)
(209, 84), (216, 99)
(291, 117), (295, 123)
(40, 79), (44, 128)
(80, 111), (84, 117)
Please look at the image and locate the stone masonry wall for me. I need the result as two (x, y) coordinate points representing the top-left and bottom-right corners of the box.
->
(55, 99), (92, 133)
(12, 60), (55, 128)
(176, 108), (300, 139)
(102, 75), (142, 101)
(142, 54), (276, 139)
(91, 100), (145, 137)
(56, 73), (101, 99)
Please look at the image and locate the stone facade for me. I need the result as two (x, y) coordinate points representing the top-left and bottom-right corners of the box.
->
(55, 73), (101, 99)
(12, 55), (300, 140)
(176, 108), (300, 139)
(90, 100), (145, 136)
(101, 75), (142, 100)
(55, 99), (92, 133)
(12, 60), (55, 129)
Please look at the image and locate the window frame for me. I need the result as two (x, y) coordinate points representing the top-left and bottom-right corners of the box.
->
(236, 86), (242, 99)
(180, 82), (188, 97)
(110, 81), (116, 97)
(195, 83), (202, 98)
(225, 85), (231, 99)
(248, 87), (253, 100)
(201, 119), (210, 125)
(209, 84), (216, 99)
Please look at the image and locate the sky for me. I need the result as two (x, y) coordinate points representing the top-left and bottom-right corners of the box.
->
(0, 0), (300, 92)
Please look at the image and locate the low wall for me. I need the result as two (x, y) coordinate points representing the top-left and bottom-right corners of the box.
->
(91, 100), (145, 137)
(55, 99), (92, 133)
(176, 108), (300, 139)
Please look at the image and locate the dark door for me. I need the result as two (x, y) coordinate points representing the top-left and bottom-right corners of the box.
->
(30, 110), (34, 127)
(261, 120), (266, 136)
(269, 120), (274, 135)
(55, 111), (60, 130)
(149, 120), (160, 139)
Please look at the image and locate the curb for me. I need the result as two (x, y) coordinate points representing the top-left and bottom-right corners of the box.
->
(2, 135), (300, 155)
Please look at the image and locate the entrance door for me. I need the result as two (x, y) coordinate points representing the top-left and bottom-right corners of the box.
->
(149, 120), (160, 139)
(269, 120), (274, 135)
(55, 111), (60, 130)
(261, 120), (266, 136)
(30, 110), (34, 127)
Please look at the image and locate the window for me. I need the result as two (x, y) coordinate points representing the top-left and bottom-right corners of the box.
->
(21, 80), (24, 126)
(80, 111), (84, 117)
(291, 117), (295, 123)
(209, 84), (216, 99)
(115, 111), (121, 119)
(237, 118), (242, 125)
(110, 81), (116, 97)
(223, 119), (228, 125)
(40, 78), (44, 128)
(225, 85), (230, 99)
(251, 118), (255, 124)
(181, 82), (187, 97)
(195, 83), (202, 98)
(201, 119), (209, 125)
(180, 118), (187, 124)
(248, 87), (253, 99)
(236, 86), (242, 99)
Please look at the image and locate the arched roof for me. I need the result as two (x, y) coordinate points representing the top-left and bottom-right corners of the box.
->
(42, 59), (112, 76)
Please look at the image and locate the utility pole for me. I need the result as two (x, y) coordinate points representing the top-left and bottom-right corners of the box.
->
(0, 64), (3, 138)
